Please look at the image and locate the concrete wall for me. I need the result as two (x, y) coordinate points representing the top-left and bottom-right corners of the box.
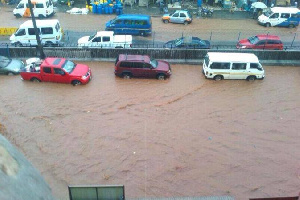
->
(5, 47), (300, 65)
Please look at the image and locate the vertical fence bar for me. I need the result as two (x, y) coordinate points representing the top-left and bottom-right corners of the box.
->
(152, 31), (155, 47)
(237, 32), (241, 41)
(209, 31), (212, 41)
(291, 32), (296, 47)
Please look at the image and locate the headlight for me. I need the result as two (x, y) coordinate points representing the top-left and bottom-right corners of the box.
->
(82, 75), (88, 79)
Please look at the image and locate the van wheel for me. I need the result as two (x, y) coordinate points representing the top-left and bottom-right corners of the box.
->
(15, 14), (22, 18)
(214, 75), (223, 81)
(265, 23), (271, 27)
(157, 74), (166, 80)
(122, 73), (132, 79)
(288, 24), (295, 28)
(163, 20), (169, 24)
(31, 78), (41, 82)
(14, 42), (22, 47)
(247, 76), (256, 81)
(72, 80), (82, 86)
(38, 14), (44, 19)
(184, 21), (188, 25)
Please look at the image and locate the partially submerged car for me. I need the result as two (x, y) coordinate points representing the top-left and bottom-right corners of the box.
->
(0, 56), (25, 75)
(162, 10), (192, 25)
(164, 36), (210, 49)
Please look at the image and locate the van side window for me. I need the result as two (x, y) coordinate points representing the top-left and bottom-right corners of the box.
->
(41, 27), (53, 35)
(15, 29), (26, 36)
(36, 3), (44, 8)
(250, 63), (259, 69)
(270, 13), (279, 18)
(232, 63), (247, 70)
(43, 67), (52, 74)
(180, 13), (186, 17)
(210, 62), (230, 69)
(124, 20), (132, 25)
(281, 13), (290, 18)
(92, 37), (101, 42)
(291, 14), (299, 18)
(115, 20), (122, 24)
(28, 28), (40, 35)
(26, 3), (33, 8)
(103, 36), (110, 42)
(120, 62), (132, 68)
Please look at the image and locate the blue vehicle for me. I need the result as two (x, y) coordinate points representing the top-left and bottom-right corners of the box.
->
(105, 14), (152, 36)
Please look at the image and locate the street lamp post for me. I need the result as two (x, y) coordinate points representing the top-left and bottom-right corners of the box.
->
(28, 0), (45, 59)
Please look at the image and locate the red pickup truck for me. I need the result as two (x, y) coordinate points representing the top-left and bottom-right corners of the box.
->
(20, 57), (92, 86)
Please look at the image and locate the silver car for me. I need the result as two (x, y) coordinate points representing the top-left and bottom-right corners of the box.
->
(0, 56), (25, 75)
(162, 10), (193, 25)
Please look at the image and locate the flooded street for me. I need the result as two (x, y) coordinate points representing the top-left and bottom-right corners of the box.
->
(0, 63), (300, 199)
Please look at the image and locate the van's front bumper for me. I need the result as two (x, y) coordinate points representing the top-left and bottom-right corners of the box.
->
(258, 21), (266, 26)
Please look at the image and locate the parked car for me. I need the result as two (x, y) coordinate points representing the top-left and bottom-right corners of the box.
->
(162, 10), (192, 25)
(164, 36), (210, 49)
(236, 34), (283, 50)
(114, 54), (172, 80)
(0, 56), (25, 75)
(20, 57), (92, 85)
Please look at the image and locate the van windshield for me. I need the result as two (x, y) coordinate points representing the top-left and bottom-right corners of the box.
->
(62, 60), (76, 73)
(89, 33), (97, 41)
(248, 36), (259, 44)
(150, 59), (158, 68)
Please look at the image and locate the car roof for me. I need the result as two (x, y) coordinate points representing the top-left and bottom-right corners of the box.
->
(43, 57), (66, 67)
(118, 54), (150, 62)
(116, 14), (150, 20)
(271, 7), (300, 13)
(207, 52), (259, 63)
(256, 34), (281, 40)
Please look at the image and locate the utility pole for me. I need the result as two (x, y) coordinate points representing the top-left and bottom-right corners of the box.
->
(28, 0), (45, 59)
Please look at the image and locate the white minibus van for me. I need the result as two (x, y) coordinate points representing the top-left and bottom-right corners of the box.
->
(10, 20), (63, 47)
(258, 7), (300, 28)
(203, 52), (265, 81)
(13, 0), (55, 19)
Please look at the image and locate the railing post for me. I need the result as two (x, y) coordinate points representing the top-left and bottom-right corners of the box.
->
(6, 43), (10, 57)
(291, 32), (296, 47)
(237, 32), (241, 41)
(209, 31), (212, 41)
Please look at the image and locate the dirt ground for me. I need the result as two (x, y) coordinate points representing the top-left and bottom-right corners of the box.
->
(0, 62), (300, 200)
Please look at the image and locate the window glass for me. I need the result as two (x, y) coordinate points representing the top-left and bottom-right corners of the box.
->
(41, 27), (53, 35)
(115, 20), (122, 24)
(250, 63), (259, 69)
(232, 63), (247, 70)
(291, 14), (298, 18)
(281, 13), (289, 18)
(173, 13), (179, 17)
(143, 63), (152, 69)
(15, 29), (26, 36)
(124, 20), (132, 25)
(210, 62), (230, 69)
(17, 3), (24, 8)
(28, 28), (39, 35)
(36, 3), (44, 8)
(92, 37), (101, 42)
(26, 3), (34, 8)
(256, 40), (266, 45)
(270, 13), (279, 18)
(180, 13), (186, 17)
(120, 62), (132, 68)
(103, 36), (110, 42)
(54, 68), (64, 75)
(132, 62), (143, 68)
(43, 67), (52, 73)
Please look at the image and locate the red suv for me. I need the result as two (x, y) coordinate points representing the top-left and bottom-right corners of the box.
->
(114, 54), (172, 80)
(236, 34), (283, 50)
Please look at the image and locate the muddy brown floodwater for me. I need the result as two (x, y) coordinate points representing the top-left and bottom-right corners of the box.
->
(0, 62), (300, 200)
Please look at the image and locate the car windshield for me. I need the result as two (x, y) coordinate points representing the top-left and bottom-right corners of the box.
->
(248, 36), (260, 44)
(0, 56), (12, 68)
(174, 37), (184, 46)
(62, 60), (76, 73)
(89, 33), (97, 41)
(150, 59), (158, 68)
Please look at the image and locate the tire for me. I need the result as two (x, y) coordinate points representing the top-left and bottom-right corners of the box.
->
(288, 24), (295, 28)
(44, 42), (53, 47)
(213, 75), (223, 81)
(7, 72), (15, 76)
(184, 21), (188, 25)
(38, 14), (44, 19)
(14, 42), (22, 47)
(72, 80), (82, 86)
(247, 76), (256, 81)
(163, 20), (169, 24)
(31, 77), (41, 82)
(15, 14), (22, 18)
(265, 23), (271, 27)
(122, 73), (132, 79)
(157, 73), (166, 80)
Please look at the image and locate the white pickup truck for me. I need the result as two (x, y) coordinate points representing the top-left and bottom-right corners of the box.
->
(77, 31), (132, 48)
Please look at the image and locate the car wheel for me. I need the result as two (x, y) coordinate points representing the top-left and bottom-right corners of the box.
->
(7, 72), (15, 76)
(265, 23), (271, 27)
(14, 42), (22, 47)
(247, 76), (256, 81)
(288, 24), (295, 28)
(214, 75), (223, 81)
(184, 21), (188, 25)
(157, 74), (166, 80)
(122, 73), (132, 79)
(72, 80), (82, 86)
(163, 20), (169, 24)
(44, 42), (53, 47)
(15, 14), (22, 18)
(31, 77), (41, 82)
(38, 14), (44, 19)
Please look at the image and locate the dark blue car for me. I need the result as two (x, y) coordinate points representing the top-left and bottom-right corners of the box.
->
(164, 36), (210, 49)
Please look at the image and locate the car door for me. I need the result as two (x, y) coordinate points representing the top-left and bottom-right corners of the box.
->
(53, 68), (69, 83)
(170, 12), (179, 23)
(41, 66), (54, 82)
(142, 62), (155, 78)
(254, 40), (267, 49)
(91, 36), (101, 47)
(269, 13), (280, 26)
(229, 63), (247, 79)
(179, 12), (186, 24)
(102, 36), (112, 48)
(131, 62), (144, 77)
